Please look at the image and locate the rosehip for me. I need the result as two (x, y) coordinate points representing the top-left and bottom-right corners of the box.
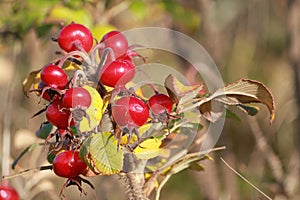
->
(63, 87), (91, 109)
(52, 150), (87, 178)
(100, 30), (128, 59)
(148, 94), (173, 115)
(112, 96), (149, 128)
(46, 101), (71, 129)
(99, 59), (135, 87)
(41, 64), (68, 90)
(57, 23), (93, 53)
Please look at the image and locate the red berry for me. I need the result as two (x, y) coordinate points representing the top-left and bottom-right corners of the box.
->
(46, 101), (71, 129)
(41, 64), (68, 90)
(57, 23), (93, 53)
(52, 150), (87, 178)
(63, 87), (91, 108)
(99, 59), (135, 87)
(148, 94), (173, 115)
(112, 96), (149, 128)
(0, 185), (20, 200)
(100, 30), (128, 58)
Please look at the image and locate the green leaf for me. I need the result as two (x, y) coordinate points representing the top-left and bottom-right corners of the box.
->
(12, 143), (43, 169)
(80, 132), (123, 175)
(225, 109), (242, 122)
(237, 104), (260, 116)
(35, 24), (53, 38)
(161, 0), (201, 30)
(35, 122), (53, 139)
(130, 0), (147, 21)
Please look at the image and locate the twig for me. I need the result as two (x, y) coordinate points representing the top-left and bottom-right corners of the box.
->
(99, 1), (131, 24)
(155, 174), (171, 200)
(247, 117), (283, 183)
(2, 76), (14, 178)
(220, 157), (272, 200)
(288, 0), (300, 155)
(3, 165), (52, 180)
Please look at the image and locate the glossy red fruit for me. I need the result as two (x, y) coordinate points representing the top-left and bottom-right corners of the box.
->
(112, 96), (149, 128)
(99, 59), (135, 87)
(148, 94), (173, 115)
(57, 23), (93, 53)
(63, 87), (91, 108)
(46, 101), (71, 129)
(0, 185), (20, 200)
(52, 150), (87, 178)
(100, 30), (128, 58)
(41, 64), (68, 90)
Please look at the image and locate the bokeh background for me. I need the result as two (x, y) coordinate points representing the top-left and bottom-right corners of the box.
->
(0, 0), (299, 199)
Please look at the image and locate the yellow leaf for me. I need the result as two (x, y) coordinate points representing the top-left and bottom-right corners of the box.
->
(120, 134), (138, 145)
(134, 138), (162, 160)
(62, 60), (82, 71)
(79, 85), (104, 132)
(138, 123), (152, 136)
(91, 24), (116, 42)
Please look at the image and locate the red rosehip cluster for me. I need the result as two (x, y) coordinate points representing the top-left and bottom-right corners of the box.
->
(27, 22), (175, 197)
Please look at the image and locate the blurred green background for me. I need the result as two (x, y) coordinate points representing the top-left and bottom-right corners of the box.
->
(0, 0), (299, 199)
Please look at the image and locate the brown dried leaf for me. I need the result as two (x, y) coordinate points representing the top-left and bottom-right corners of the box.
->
(199, 101), (224, 123)
(199, 79), (275, 123)
(22, 69), (41, 97)
(164, 74), (204, 108)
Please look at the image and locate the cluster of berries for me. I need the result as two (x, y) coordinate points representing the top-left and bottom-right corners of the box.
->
(26, 22), (175, 195)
